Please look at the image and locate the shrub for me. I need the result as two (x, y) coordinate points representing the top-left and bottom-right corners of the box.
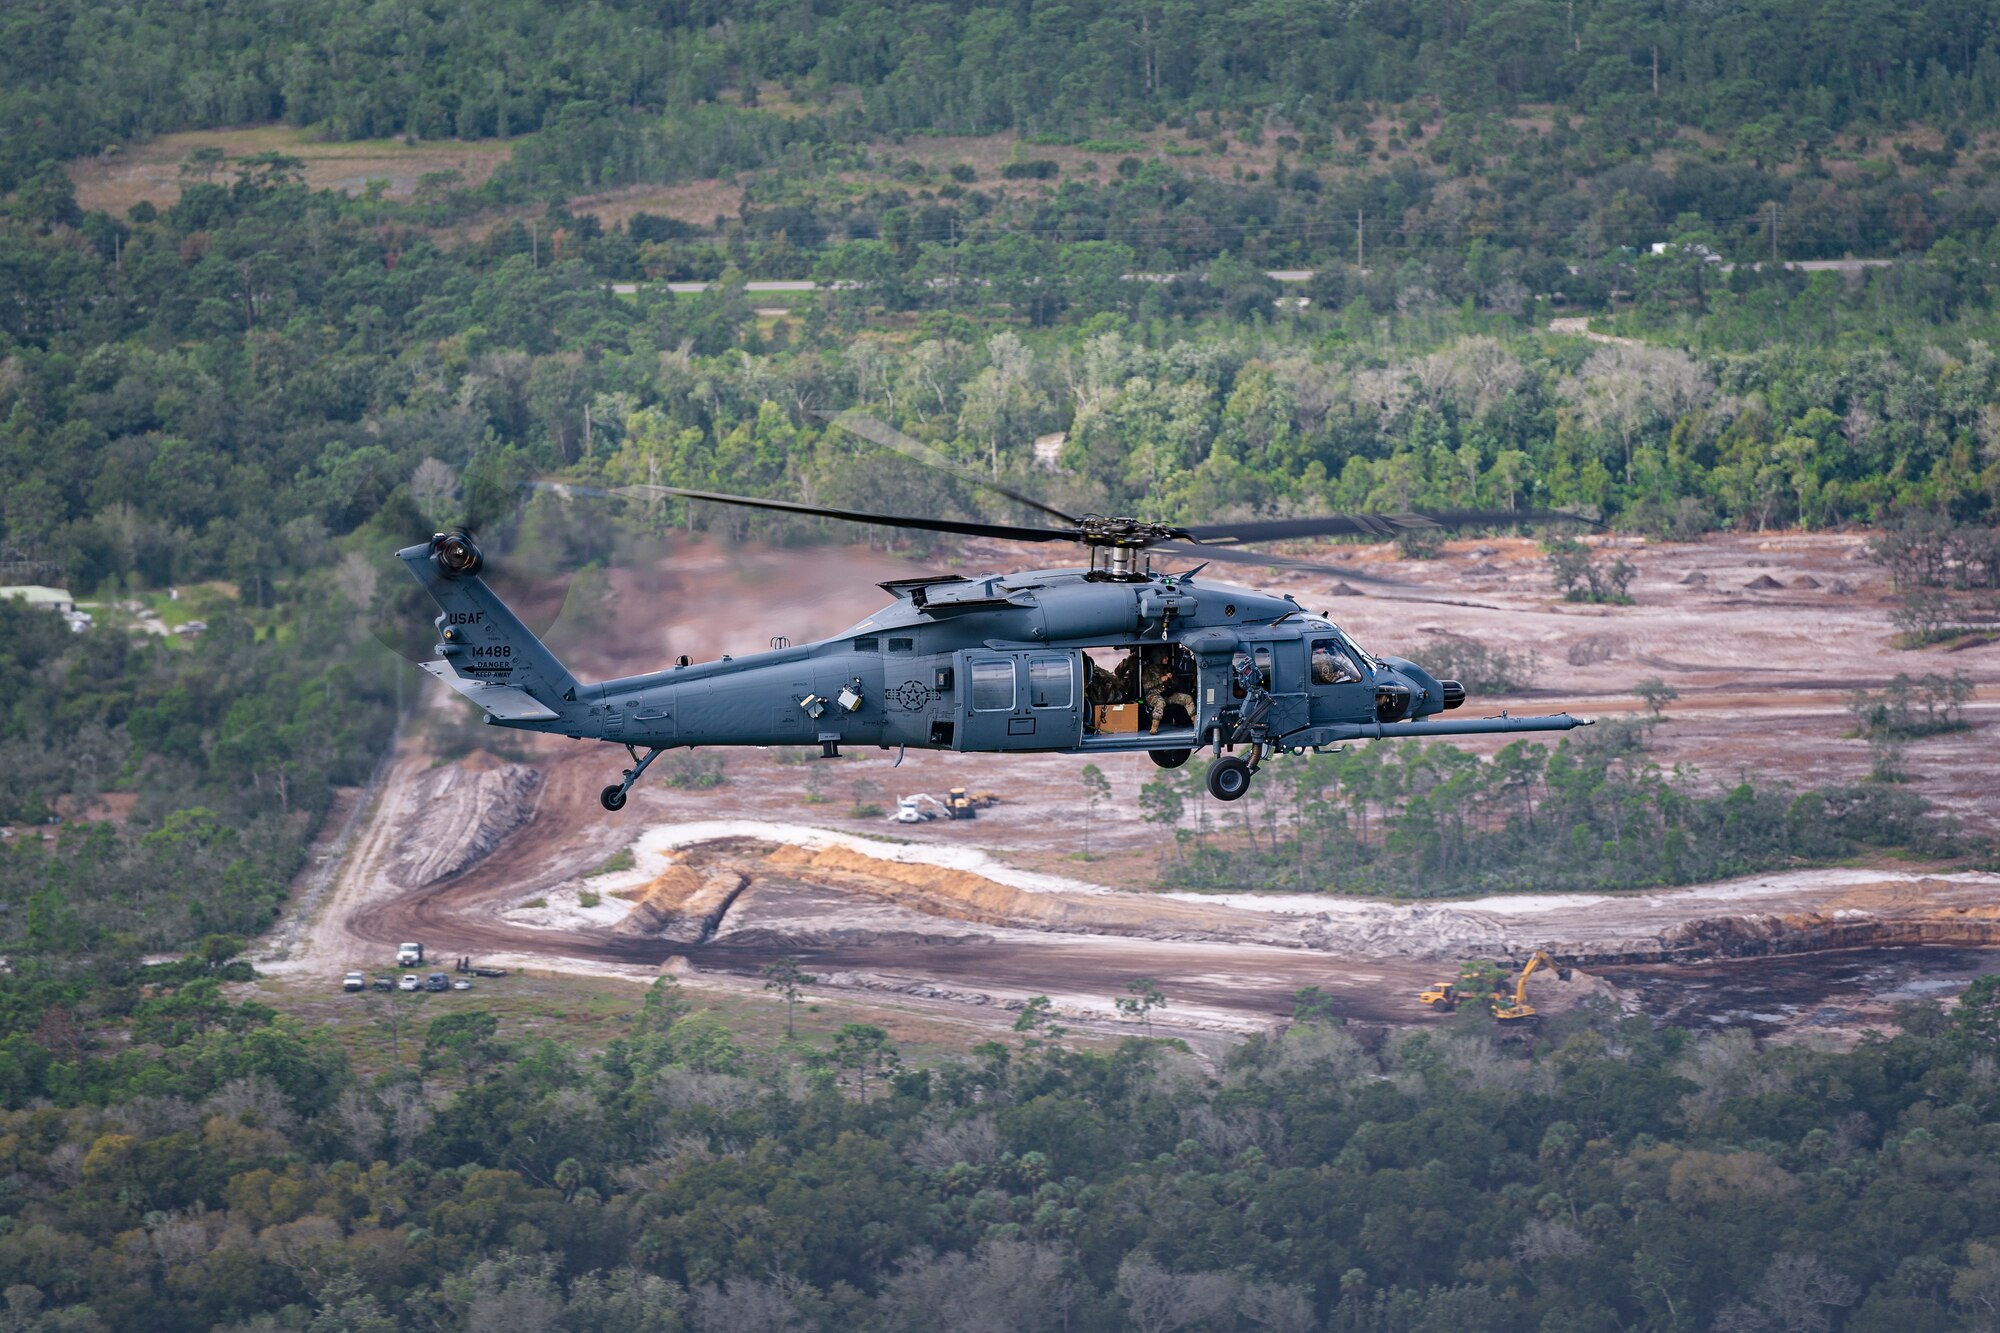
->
(660, 752), (727, 788)
(1544, 537), (1634, 604)
(999, 159), (1059, 180)
(1414, 639), (1543, 693)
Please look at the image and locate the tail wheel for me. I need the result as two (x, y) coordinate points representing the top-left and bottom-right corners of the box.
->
(600, 785), (628, 812)
(1149, 748), (1192, 769)
(1206, 756), (1252, 801)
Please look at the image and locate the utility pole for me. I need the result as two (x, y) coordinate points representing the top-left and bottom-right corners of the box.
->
(1356, 209), (1364, 270)
(1769, 202), (1780, 265)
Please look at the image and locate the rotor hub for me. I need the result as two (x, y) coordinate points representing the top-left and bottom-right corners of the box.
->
(1075, 515), (1192, 549)
(431, 529), (483, 578)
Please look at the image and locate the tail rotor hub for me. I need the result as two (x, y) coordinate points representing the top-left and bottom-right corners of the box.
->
(432, 530), (483, 578)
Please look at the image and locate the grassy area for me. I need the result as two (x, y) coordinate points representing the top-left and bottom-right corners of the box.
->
(247, 967), (1019, 1081)
(586, 846), (636, 877)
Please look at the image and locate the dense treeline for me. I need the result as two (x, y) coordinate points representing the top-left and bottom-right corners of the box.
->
(0, 582), (397, 949)
(2, 963), (2000, 1331)
(16, 0), (2000, 197)
(568, 117), (2000, 270)
(7, 174), (1999, 616)
(1135, 722), (1962, 897)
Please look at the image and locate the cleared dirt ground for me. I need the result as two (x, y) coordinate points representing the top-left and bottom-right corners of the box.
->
(69, 126), (515, 215)
(260, 531), (2000, 1046)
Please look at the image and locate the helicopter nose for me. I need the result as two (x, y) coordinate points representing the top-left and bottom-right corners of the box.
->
(1440, 680), (1466, 710)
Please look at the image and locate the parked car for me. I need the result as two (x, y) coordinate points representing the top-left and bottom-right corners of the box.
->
(424, 972), (450, 992)
(452, 978), (473, 991)
(342, 971), (366, 993)
(372, 976), (393, 992)
(397, 942), (424, 967)
(398, 974), (421, 992)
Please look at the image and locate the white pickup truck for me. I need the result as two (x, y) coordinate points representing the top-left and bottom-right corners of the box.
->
(342, 972), (366, 992)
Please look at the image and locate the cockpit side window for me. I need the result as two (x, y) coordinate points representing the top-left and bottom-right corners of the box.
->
(1309, 638), (1364, 685)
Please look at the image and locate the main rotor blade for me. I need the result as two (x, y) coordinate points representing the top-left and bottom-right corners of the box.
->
(1185, 507), (1597, 545)
(1152, 541), (1409, 584)
(615, 482), (1082, 544)
(817, 410), (1081, 525)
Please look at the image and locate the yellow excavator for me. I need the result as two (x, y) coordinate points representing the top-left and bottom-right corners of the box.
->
(1419, 952), (1570, 1022)
(1491, 950), (1571, 1025)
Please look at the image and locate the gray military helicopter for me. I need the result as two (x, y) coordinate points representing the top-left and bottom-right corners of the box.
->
(397, 416), (1591, 807)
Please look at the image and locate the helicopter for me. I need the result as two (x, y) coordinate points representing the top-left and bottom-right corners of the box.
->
(396, 414), (1592, 808)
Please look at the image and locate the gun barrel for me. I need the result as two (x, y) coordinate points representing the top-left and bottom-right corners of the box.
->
(1322, 713), (1593, 742)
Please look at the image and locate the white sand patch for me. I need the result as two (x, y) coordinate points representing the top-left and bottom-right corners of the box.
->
(626, 818), (1128, 897)
(1160, 868), (2000, 921)
(503, 880), (634, 931)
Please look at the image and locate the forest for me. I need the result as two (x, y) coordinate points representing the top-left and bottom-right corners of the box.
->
(1129, 720), (1965, 898)
(16, 0), (2000, 196)
(2, 961), (2000, 1331)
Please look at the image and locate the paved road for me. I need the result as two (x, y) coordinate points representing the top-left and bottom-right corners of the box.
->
(610, 258), (1898, 297)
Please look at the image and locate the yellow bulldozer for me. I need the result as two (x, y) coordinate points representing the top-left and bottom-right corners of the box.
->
(1418, 952), (1570, 1023)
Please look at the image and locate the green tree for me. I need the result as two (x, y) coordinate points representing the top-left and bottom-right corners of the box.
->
(762, 955), (818, 1039)
(421, 1011), (506, 1088)
(1635, 676), (1679, 720)
(830, 1023), (899, 1103)
(1013, 995), (1067, 1053)
(1080, 763), (1111, 858)
(1115, 977), (1168, 1036)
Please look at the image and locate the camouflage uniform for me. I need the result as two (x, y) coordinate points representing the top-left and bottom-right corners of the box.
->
(1143, 662), (1195, 735)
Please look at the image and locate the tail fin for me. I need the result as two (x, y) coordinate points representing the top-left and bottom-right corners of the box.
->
(396, 535), (585, 726)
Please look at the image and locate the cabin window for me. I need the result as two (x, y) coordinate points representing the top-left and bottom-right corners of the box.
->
(1309, 638), (1363, 685)
(1028, 655), (1073, 708)
(969, 659), (1015, 711)
(888, 636), (915, 652)
(1253, 646), (1274, 689)
(853, 636), (879, 652)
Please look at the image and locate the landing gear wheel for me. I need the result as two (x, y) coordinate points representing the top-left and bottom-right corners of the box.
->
(1149, 748), (1192, 769)
(1207, 755), (1252, 801)
(599, 785), (628, 812)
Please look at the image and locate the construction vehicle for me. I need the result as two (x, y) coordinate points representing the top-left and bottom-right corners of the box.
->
(1419, 953), (1569, 1022)
(942, 787), (1002, 819)
(1491, 950), (1572, 1025)
(1417, 981), (1459, 1012)
(1418, 959), (1508, 1014)
(891, 793), (947, 824)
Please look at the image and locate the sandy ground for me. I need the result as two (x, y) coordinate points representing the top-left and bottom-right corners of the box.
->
(261, 531), (2000, 1045)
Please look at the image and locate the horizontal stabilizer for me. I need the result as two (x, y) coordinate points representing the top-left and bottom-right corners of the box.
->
(418, 661), (560, 721)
